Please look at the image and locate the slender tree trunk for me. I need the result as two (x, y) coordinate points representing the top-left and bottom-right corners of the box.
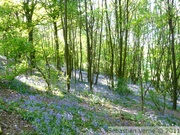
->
(118, 0), (123, 78)
(28, 28), (35, 69)
(78, 0), (83, 82)
(122, 0), (129, 77)
(53, 21), (61, 71)
(139, 46), (144, 112)
(85, 0), (93, 90)
(64, 0), (70, 91)
(23, 0), (37, 73)
(105, 0), (114, 88)
(95, 0), (104, 85)
(168, 0), (177, 110)
(79, 24), (83, 81)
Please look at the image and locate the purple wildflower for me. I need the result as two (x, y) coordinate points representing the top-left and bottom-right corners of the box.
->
(29, 95), (36, 100)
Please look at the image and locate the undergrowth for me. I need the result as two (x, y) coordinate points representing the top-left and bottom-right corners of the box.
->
(115, 78), (133, 95)
(0, 76), (180, 134)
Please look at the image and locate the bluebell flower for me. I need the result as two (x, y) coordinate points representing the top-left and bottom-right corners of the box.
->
(41, 107), (45, 111)
(29, 95), (36, 100)
(56, 119), (60, 125)
(24, 100), (31, 105)
(32, 125), (38, 131)
(63, 112), (73, 120)
(81, 116), (86, 122)
(88, 128), (94, 134)
(29, 106), (35, 112)
(47, 126), (51, 134)
(103, 124), (108, 131)
(49, 109), (54, 116)
(35, 118), (41, 124)
(78, 111), (85, 117)
(92, 120), (99, 128)
(55, 105), (61, 110)
(56, 113), (62, 120)
(44, 115), (50, 124)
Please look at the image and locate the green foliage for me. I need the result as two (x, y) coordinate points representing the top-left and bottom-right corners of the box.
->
(1, 36), (31, 80)
(90, 93), (106, 105)
(0, 97), (5, 111)
(122, 112), (148, 126)
(18, 99), (106, 134)
(6, 60), (29, 80)
(3, 36), (30, 59)
(0, 126), (2, 134)
(115, 78), (133, 95)
(36, 62), (59, 91)
(148, 90), (162, 111)
(143, 69), (149, 82)
(6, 79), (39, 96)
(34, 41), (62, 91)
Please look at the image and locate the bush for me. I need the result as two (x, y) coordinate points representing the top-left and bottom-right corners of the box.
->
(115, 78), (133, 95)
(148, 90), (162, 111)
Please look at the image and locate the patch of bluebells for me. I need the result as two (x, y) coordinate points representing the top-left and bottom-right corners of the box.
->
(92, 119), (99, 128)
(144, 111), (180, 126)
(18, 96), (97, 134)
(157, 114), (180, 126)
(78, 110), (87, 122)
(14, 92), (108, 134)
(2, 90), (108, 134)
(55, 113), (62, 124)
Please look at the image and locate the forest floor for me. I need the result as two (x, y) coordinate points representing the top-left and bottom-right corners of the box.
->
(0, 61), (180, 134)
(0, 86), (36, 135)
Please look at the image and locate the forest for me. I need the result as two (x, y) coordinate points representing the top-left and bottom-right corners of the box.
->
(0, 0), (180, 134)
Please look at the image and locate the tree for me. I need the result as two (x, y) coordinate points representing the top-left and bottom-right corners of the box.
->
(95, 0), (104, 85)
(63, 0), (71, 91)
(167, 0), (178, 110)
(78, 0), (83, 82)
(23, 0), (37, 72)
(105, 0), (114, 88)
(85, 0), (93, 90)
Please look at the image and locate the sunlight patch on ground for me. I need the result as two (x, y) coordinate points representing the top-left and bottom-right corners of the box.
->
(75, 92), (138, 118)
(121, 108), (138, 115)
(51, 89), (64, 98)
(128, 84), (140, 95)
(15, 75), (47, 91)
(15, 74), (65, 98)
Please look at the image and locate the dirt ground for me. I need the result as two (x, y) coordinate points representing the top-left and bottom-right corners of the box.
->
(0, 110), (35, 135)
(0, 84), (35, 135)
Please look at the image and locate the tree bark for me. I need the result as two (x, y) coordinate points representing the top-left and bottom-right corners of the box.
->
(122, 0), (129, 77)
(95, 0), (104, 85)
(64, 0), (70, 91)
(85, 0), (93, 90)
(78, 0), (83, 82)
(53, 21), (61, 71)
(23, 0), (37, 71)
(168, 0), (177, 110)
(105, 0), (114, 88)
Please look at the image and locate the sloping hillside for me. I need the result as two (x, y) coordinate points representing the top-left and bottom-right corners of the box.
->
(0, 68), (180, 134)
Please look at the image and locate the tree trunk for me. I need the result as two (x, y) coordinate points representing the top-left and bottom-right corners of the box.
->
(53, 21), (61, 71)
(105, 0), (114, 88)
(78, 0), (83, 82)
(95, 0), (104, 85)
(168, 0), (177, 110)
(23, 0), (37, 72)
(122, 0), (129, 77)
(85, 0), (93, 90)
(64, 0), (70, 91)
(118, 0), (123, 78)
